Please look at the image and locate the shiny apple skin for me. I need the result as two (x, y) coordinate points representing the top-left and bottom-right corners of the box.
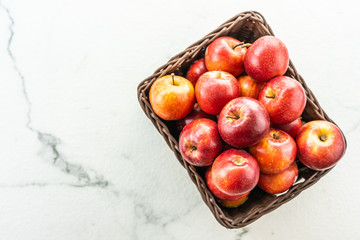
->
(176, 103), (217, 132)
(186, 58), (207, 86)
(205, 36), (248, 77)
(271, 118), (302, 138)
(179, 119), (222, 167)
(258, 161), (298, 194)
(205, 166), (249, 200)
(296, 120), (345, 171)
(211, 149), (260, 196)
(218, 97), (270, 148)
(149, 74), (195, 120)
(244, 36), (289, 82)
(259, 76), (306, 124)
(249, 128), (297, 174)
(218, 193), (249, 208)
(238, 75), (265, 99)
(195, 71), (240, 115)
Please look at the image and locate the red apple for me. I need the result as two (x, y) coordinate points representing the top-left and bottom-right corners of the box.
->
(296, 120), (345, 171)
(195, 70), (240, 115)
(176, 103), (217, 132)
(249, 128), (297, 174)
(244, 36), (289, 82)
(205, 166), (248, 200)
(218, 193), (249, 208)
(271, 118), (302, 138)
(259, 76), (306, 124)
(258, 161), (298, 194)
(238, 75), (264, 99)
(218, 97), (270, 148)
(186, 58), (207, 86)
(205, 36), (249, 77)
(149, 74), (195, 120)
(179, 119), (222, 166)
(211, 149), (260, 196)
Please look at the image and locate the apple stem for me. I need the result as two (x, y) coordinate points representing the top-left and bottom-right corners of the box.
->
(189, 146), (197, 153)
(226, 115), (240, 120)
(217, 70), (222, 78)
(319, 135), (327, 141)
(233, 43), (252, 49)
(171, 73), (175, 85)
(272, 133), (280, 140)
(265, 95), (275, 99)
(234, 158), (245, 165)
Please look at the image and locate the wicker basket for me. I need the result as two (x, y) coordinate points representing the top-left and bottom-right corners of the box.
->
(137, 11), (347, 228)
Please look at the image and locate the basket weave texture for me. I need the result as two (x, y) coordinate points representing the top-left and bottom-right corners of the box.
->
(137, 11), (347, 228)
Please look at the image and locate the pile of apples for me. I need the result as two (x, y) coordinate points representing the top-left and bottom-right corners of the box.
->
(149, 36), (345, 208)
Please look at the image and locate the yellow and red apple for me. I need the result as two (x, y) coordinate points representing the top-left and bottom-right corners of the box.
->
(258, 161), (298, 194)
(249, 128), (297, 174)
(238, 75), (264, 99)
(149, 74), (195, 120)
(205, 36), (249, 77)
(218, 194), (249, 208)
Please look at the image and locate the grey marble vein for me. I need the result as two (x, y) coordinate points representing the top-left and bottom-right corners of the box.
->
(235, 228), (249, 240)
(0, 3), (109, 188)
(123, 189), (199, 239)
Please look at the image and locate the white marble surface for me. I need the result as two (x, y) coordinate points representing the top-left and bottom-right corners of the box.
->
(0, 0), (359, 239)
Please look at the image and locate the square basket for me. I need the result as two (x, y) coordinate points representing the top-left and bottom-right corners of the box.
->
(137, 11), (347, 228)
